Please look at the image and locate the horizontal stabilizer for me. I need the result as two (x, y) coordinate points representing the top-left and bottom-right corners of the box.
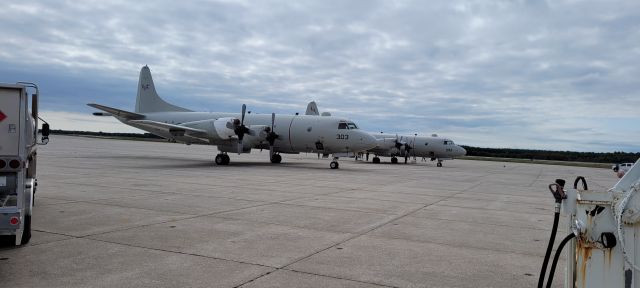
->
(88, 103), (145, 120)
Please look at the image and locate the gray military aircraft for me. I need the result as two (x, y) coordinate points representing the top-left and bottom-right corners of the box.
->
(88, 66), (377, 169)
(367, 133), (466, 166)
(304, 101), (466, 166)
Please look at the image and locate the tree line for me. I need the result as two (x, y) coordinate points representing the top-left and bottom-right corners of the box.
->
(461, 145), (639, 164)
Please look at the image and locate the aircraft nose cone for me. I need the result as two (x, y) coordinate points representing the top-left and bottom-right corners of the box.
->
(458, 146), (467, 156)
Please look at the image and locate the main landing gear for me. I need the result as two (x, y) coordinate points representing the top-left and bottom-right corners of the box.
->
(372, 156), (381, 164)
(215, 153), (230, 165)
(437, 160), (443, 167)
(390, 157), (399, 164)
(330, 157), (340, 169)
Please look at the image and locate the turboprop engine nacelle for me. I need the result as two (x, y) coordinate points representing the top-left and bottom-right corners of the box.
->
(212, 117), (239, 139)
(216, 128), (267, 153)
(209, 117), (269, 142)
(177, 118), (235, 140)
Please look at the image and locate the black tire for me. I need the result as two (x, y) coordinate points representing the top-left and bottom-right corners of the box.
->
(20, 215), (31, 245)
(391, 157), (398, 164)
(271, 154), (282, 163)
(215, 154), (224, 165)
(437, 162), (442, 167)
(222, 154), (230, 165)
(330, 161), (339, 169)
(372, 157), (380, 164)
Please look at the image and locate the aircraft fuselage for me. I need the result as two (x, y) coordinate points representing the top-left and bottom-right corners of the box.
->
(120, 111), (376, 154)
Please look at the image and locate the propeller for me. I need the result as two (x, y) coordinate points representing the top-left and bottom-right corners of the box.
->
(394, 134), (404, 152)
(233, 104), (251, 155)
(392, 134), (413, 163)
(264, 112), (279, 159)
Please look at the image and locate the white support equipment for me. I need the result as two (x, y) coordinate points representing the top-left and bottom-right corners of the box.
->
(563, 158), (640, 287)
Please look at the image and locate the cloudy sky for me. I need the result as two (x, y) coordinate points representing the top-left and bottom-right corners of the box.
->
(1, 0), (639, 152)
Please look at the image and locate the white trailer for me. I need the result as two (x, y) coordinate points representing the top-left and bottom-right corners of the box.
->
(539, 158), (640, 287)
(565, 159), (640, 288)
(0, 82), (49, 245)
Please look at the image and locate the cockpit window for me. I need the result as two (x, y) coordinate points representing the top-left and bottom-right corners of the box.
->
(338, 123), (348, 129)
(347, 122), (358, 129)
(444, 140), (454, 145)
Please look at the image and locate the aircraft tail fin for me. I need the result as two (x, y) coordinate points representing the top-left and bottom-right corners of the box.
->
(135, 66), (192, 113)
(305, 101), (320, 116)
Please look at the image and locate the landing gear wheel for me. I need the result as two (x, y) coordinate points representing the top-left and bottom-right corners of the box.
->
(372, 157), (381, 164)
(215, 154), (224, 165)
(437, 161), (443, 167)
(215, 154), (230, 165)
(270, 154), (282, 164)
(391, 157), (398, 164)
(330, 161), (339, 169)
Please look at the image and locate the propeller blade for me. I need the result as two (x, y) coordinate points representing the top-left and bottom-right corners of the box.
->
(241, 104), (246, 125)
(264, 112), (279, 162)
(271, 112), (275, 130)
(234, 104), (250, 152)
(265, 112), (279, 146)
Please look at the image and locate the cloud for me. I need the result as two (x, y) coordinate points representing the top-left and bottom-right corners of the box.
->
(1, 0), (639, 152)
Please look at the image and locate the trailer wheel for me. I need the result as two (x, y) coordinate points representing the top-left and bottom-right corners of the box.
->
(20, 215), (32, 245)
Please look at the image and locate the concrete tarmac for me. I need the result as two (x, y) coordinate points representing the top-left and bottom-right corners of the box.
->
(0, 136), (619, 287)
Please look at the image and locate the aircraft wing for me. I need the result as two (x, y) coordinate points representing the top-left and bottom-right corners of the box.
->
(129, 120), (209, 139)
(87, 103), (145, 120)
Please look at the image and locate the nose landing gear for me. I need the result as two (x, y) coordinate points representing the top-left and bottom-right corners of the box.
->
(330, 157), (340, 169)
